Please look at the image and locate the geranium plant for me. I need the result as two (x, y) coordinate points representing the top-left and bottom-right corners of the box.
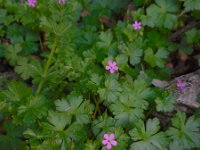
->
(0, 0), (200, 150)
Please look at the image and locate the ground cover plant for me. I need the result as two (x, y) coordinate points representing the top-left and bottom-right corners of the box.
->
(0, 0), (200, 149)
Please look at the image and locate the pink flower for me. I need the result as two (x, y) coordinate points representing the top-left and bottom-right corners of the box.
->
(27, 0), (37, 7)
(176, 80), (185, 91)
(58, 0), (66, 4)
(105, 60), (118, 74)
(132, 21), (142, 30)
(102, 133), (118, 150)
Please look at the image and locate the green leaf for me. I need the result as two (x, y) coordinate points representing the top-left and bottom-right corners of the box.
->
(166, 112), (200, 149)
(142, 0), (179, 29)
(96, 32), (113, 49)
(146, 31), (169, 49)
(7, 24), (24, 44)
(116, 54), (128, 65)
(4, 44), (22, 66)
(25, 30), (38, 42)
(66, 123), (87, 147)
(122, 25), (138, 42)
(182, 0), (200, 11)
(66, 93), (84, 114)
(15, 58), (43, 82)
(155, 91), (175, 112)
(185, 28), (200, 43)
(75, 100), (94, 124)
(15, 57), (30, 80)
(55, 98), (70, 112)
(55, 92), (94, 124)
(144, 48), (169, 68)
(0, 120), (26, 150)
(0, 9), (7, 24)
(112, 128), (130, 150)
(23, 128), (39, 139)
(110, 77), (152, 126)
(21, 41), (38, 54)
(98, 78), (122, 102)
(46, 111), (71, 131)
(1, 81), (32, 102)
(129, 48), (143, 65)
(84, 140), (99, 150)
(0, 8), (13, 25)
(129, 118), (169, 150)
(116, 53), (129, 72)
(18, 96), (48, 124)
(87, 73), (102, 93)
(92, 116), (116, 135)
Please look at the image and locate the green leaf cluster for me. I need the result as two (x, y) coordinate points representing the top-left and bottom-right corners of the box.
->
(0, 0), (200, 149)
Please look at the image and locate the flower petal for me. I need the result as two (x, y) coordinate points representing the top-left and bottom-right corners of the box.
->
(132, 21), (142, 30)
(105, 66), (111, 70)
(113, 66), (118, 70)
(104, 134), (109, 140)
(110, 62), (116, 67)
(106, 143), (112, 150)
(110, 69), (115, 74)
(109, 133), (115, 140)
(111, 140), (118, 146)
(102, 140), (108, 145)
(108, 61), (114, 66)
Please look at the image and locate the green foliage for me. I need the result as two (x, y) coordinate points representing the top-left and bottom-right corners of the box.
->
(84, 140), (99, 150)
(128, 42), (143, 66)
(55, 92), (94, 124)
(98, 77), (122, 102)
(18, 96), (48, 124)
(15, 57), (43, 82)
(185, 28), (200, 43)
(129, 118), (169, 150)
(166, 112), (200, 149)
(144, 48), (169, 68)
(182, 0), (200, 11)
(97, 32), (113, 49)
(0, 120), (27, 150)
(155, 90), (176, 112)
(1, 81), (32, 103)
(43, 110), (71, 131)
(4, 44), (22, 66)
(142, 0), (179, 29)
(0, 0), (200, 149)
(110, 77), (152, 126)
(92, 116), (116, 135)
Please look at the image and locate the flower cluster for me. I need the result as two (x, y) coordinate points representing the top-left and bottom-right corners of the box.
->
(27, 0), (66, 7)
(105, 60), (118, 74)
(58, 0), (66, 4)
(102, 133), (118, 150)
(132, 21), (142, 30)
(176, 80), (185, 91)
(27, 0), (37, 7)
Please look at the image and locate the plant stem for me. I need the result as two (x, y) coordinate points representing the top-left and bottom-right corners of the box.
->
(35, 40), (57, 96)
(92, 96), (101, 119)
(94, 96), (101, 115)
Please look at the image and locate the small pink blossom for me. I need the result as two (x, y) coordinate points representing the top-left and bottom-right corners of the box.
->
(132, 21), (142, 30)
(27, 0), (37, 7)
(105, 60), (118, 74)
(102, 133), (118, 150)
(176, 80), (185, 91)
(58, 0), (66, 4)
